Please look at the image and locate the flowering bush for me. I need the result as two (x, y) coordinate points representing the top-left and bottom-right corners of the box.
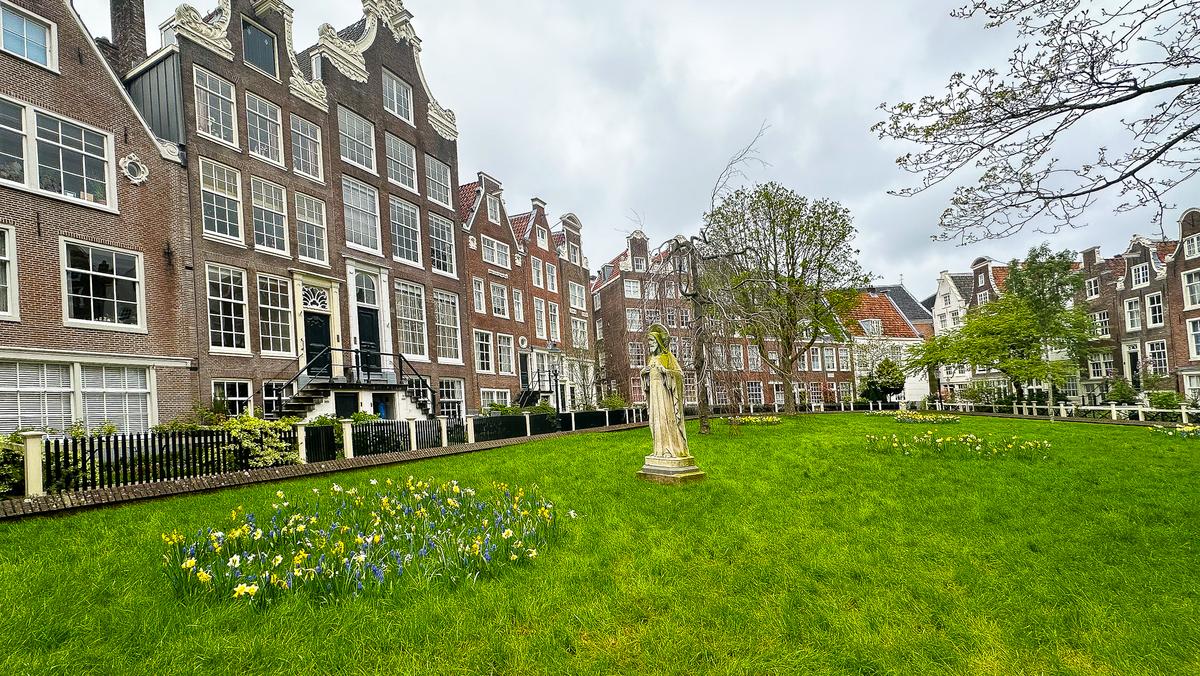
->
(1151, 424), (1200, 439)
(162, 477), (569, 604)
(894, 412), (960, 424)
(865, 431), (1051, 460)
(725, 416), (782, 425)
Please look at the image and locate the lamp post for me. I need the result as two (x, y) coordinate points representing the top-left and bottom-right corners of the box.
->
(547, 342), (563, 413)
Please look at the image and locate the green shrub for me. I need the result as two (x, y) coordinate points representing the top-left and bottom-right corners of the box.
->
(1148, 391), (1185, 410)
(599, 393), (628, 410)
(220, 414), (298, 468)
(0, 432), (23, 495)
(1104, 379), (1139, 405)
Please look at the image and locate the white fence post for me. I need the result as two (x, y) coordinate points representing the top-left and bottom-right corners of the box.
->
(438, 416), (448, 447)
(604, 409), (610, 427)
(466, 416), (476, 444)
(22, 431), (44, 497)
(524, 412), (532, 437)
(340, 419), (355, 459)
(1110, 402), (1118, 421)
(295, 422), (307, 464)
(1059, 402), (1067, 418)
(1182, 405), (1190, 425)
(1137, 406), (1146, 422)
(408, 418), (418, 449)
(569, 411), (576, 431)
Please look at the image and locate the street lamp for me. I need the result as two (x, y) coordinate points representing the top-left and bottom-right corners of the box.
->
(547, 342), (563, 413)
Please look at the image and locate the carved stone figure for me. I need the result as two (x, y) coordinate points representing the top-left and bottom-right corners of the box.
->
(637, 324), (705, 484)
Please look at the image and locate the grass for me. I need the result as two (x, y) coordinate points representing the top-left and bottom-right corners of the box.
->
(0, 414), (1197, 674)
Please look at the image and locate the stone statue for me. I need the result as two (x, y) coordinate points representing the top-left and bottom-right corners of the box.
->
(636, 324), (705, 484)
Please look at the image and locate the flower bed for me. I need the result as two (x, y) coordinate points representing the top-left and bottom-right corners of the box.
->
(162, 477), (568, 604)
(1151, 424), (1200, 439)
(894, 412), (960, 424)
(725, 416), (782, 426)
(865, 410), (899, 417)
(865, 432), (1051, 460)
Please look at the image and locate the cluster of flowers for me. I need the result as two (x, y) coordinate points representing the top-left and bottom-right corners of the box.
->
(725, 416), (782, 425)
(865, 410), (900, 417)
(894, 412), (961, 425)
(161, 477), (570, 604)
(865, 431), (1051, 460)
(1151, 424), (1200, 439)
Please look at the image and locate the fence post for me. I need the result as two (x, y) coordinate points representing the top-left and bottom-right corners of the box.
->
(22, 431), (44, 497)
(340, 419), (355, 459)
(1137, 406), (1146, 422)
(604, 408), (610, 427)
(569, 411), (576, 431)
(1182, 404), (1190, 425)
(408, 418), (418, 449)
(1012, 402), (1018, 415)
(524, 413), (532, 437)
(1110, 402), (1118, 421)
(466, 416), (477, 444)
(1059, 402), (1067, 418)
(438, 416), (448, 447)
(296, 423), (307, 464)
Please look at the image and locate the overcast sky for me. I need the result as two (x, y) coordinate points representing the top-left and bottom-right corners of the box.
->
(78, 0), (1200, 300)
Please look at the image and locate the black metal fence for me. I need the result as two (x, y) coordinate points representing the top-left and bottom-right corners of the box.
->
(414, 419), (441, 450)
(574, 410), (609, 430)
(351, 420), (411, 457)
(473, 415), (528, 442)
(305, 425), (339, 463)
(43, 429), (242, 493)
(446, 418), (467, 445)
(529, 413), (558, 436)
(608, 409), (629, 425)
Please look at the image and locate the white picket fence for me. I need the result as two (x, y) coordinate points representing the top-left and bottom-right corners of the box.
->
(928, 400), (1199, 423)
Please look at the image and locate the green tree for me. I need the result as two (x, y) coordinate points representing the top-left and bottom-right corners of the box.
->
(861, 358), (906, 402)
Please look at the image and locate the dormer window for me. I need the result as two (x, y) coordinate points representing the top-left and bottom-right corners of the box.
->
(383, 69), (414, 125)
(536, 227), (548, 248)
(569, 242), (580, 265)
(860, 319), (882, 336)
(1131, 262), (1150, 288)
(977, 272), (985, 286)
(2, 4), (53, 69)
(633, 257), (646, 272)
(1185, 234), (1200, 259)
(486, 194), (500, 224)
(1085, 277), (1100, 299)
(242, 19), (277, 78)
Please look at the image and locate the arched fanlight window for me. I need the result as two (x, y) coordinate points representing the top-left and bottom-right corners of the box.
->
(355, 272), (378, 307)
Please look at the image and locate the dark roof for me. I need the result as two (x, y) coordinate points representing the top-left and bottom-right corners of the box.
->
(920, 294), (936, 312)
(338, 18), (370, 42)
(866, 285), (932, 323)
(949, 273), (973, 300)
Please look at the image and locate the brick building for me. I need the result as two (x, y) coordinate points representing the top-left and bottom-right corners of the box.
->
(0, 0), (197, 433)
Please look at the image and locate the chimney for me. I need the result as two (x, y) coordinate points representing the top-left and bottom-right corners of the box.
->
(110, 0), (147, 75)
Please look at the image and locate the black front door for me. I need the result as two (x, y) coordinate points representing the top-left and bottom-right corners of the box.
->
(358, 307), (381, 373)
(1127, 348), (1141, 390)
(519, 353), (530, 389)
(305, 311), (331, 375)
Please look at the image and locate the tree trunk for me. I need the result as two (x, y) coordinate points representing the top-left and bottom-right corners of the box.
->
(782, 369), (796, 414)
(691, 257), (712, 435)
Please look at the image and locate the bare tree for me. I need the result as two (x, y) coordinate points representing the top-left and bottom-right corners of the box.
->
(875, 0), (1200, 242)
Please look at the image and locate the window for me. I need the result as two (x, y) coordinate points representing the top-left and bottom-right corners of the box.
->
(1092, 310), (1110, 337)
(626, 308), (642, 332)
(382, 69), (413, 123)
(747, 381), (764, 406)
(1184, 271), (1200, 309)
(747, 349), (761, 371)
(63, 241), (142, 328)
(596, 318), (604, 341)
(429, 213), (456, 275)
(206, 264), (247, 352)
(245, 93), (283, 164)
(250, 177), (287, 254)
(342, 176), (380, 253)
(572, 318), (589, 349)
(569, 282), (586, 310)
(81, 365), (150, 432)
(665, 308), (677, 328)
(951, 310), (961, 326)
(263, 381), (294, 418)
(629, 341), (646, 368)
(0, 99), (24, 185)
(490, 282), (509, 318)
(645, 309), (661, 327)
(624, 279), (641, 299)
(212, 380), (251, 416)
(439, 378), (464, 419)
(537, 227), (548, 249)
(295, 193), (327, 264)
(385, 133), (417, 191)
(839, 347), (851, 372)
(512, 290), (524, 322)
(470, 278), (486, 313)
(474, 330), (493, 372)
(633, 257), (646, 272)
(1146, 293), (1164, 327)
(194, 67), (236, 146)
(0, 361), (71, 431)
(290, 114), (322, 181)
(1131, 263), (1150, 288)
(1085, 277), (1100, 299)
(684, 373), (698, 403)
(548, 303), (561, 341)
(569, 242), (580, 265)
(1188, 375), (1200, 401)
(534, 298), (547, 339)
(860, 319), (882, 336)
(730, 344), (744, 370)
(34, 111), (112, 206)
(482, 236), (511, 268)
(496, 334), (515, 374)
(1125, 297), (1141, 331)
(592, 292), (601, 311)
(432, 290), (461, 362)
(1191, 319), (1200, 359)
(200, 158), (242, 241)
(0, 226), (13, 318)
(938, 313), (948, 330)
(713, 383), (728, 406)
(1, 4), (51, 68)
(481, 389), (510, 409)
(426, 155), (452, 207)
(337, 106), (375, 171)
(531, 257), (544, 288)
(646, 282), (658, 300)
(486, 194), (500, 223)
(680, 338), (693, 365)
(1087, 353), (1114, 379)
(241, 19), (277, 76)
(1146, 340), (1168, 375)
(257, 274), (293, 355)
(546, 263), (558, 292)
(394, 281), (427, 358)
(976, 290), (990, 305)
(1186, 235), (1200, 259)
(836, 382), (853, 403)
(810, 347), (822, 371)
(389, 196), (421, 265)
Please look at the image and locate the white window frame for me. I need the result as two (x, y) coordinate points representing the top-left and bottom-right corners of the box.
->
(432, 289), (462, 364)
(549, 302), (561, 341)
(534, 298), (547, 339)
(428, 212), (457, 277)
(1085, 277), (1100, 299)
(394, 280), (428, 360)
(624, 279), (641, 299)
(0, 2), (56, 71)
(212, 379), (253, 416)
(1146, 292), (1164, 328)
(1191, 319), (1200, 360)
(382, 68), (415, 125)
(512, 289), (524, 322)
(294, 192), (328, 266)
(486, 194), (500, 224)
(481, 235), (512, 269)
(569, 282), (586, 310)
(425, 155), (452, 208)
(0, 224), (17, 321)
(256, 273), (294, 357)
(60, 237), (146, 333)
(471, 278), (486, 314)
(341, 175), (382, 255)
(1184, 270), (1200, 310)
(205, 263), (250, 354)
(337, 105), (376, 173)
(536, 227), (548, 249)
(546, 263), (558, 292)
(474, 329), (494, 373)
(531, 257), (544, 288)
(193, 65), (238, 149)
(389, 195), (422, 268)
(245, 92), (284, 166)
(241, 17), (279, 79)
(1131, 263), (1150, 288)
(384, 132), (418, 194)
(496, 334), (515, 375)
(1185, 234), (1200, 260)
(976, 290), (990, 305)
(480, 388), (511, 409)
(1145, 339), (1168, 375)
(633, 257), (646, 272)
(490, 282), (509, 318)
(250, 176), (288, 256)
(572, 317), (589, 349)
(199, 157), (243, 244)
(1091, 310), (1110, 338)
(1125, 297), (1142, 331)
(289, 113), (323, 182)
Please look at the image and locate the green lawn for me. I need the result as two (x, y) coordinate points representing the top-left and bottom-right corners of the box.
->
(0, 414), (1197, 674)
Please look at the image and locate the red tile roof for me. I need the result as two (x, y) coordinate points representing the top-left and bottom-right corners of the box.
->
(456, 182), (479, 223)
(552, 232), (565, 249)
(1156, 240), (1180, 261)
(509, 212), (532, 239)
(847, 292), (922, 339)
(991, 266), (1010, 291)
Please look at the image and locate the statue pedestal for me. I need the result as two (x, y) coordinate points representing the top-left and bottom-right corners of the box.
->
(637, 453), (706, 484)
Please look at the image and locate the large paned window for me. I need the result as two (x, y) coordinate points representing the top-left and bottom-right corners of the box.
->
(337, 106), (375, 171)
(1146, 340), (1168, 375)
(342, 176), (380, 253)
(383, 70), (413, 124)
(472, 278), (485, 313)
(2, 4), (51, 67)
(394, 281), (427, 358)
(1185, 270), (1200, 309)
(425, 155), (451, 207)
(35, 111), (111, 205)
(295, 193), (327, 264)
(474, 330), (493, 373)
(481, 236), (511, 268)
(433, 290), (461, 362)
(496, 334), (515, 374)
(242, 20), (277, 77)
(569, 282), (586, 310)
(534, 298), (547, 339)
(512, 290), (524, 322)
(624, 279), (641, 299)
(0, 99), (24, 184)
(389, 196), (420, 265)
(245, 93), (283, 164)
(194, 67), (236, 146)
(1125, 297), (1141, 331)
(290, 114), (322, 180)
(0, 361), (71, 431)
(63, 240), (141, 328)
(490, 282), (508, 318)
(385, 133), (417, 192)
(250, 177), (287, 254)
(200, 158), (242, 240)
(81, 365), (150, 432)
(212, 380), (251, 416)
(548, 302), (561, 341)
(572, 318), (588, 349)
(438, 379), (464, 419)
(206, 264), (248, 352)
(1147, 293), (1164, 327)
(257, 274), (293, 355)
(429, 213), (456, 275)
(546, 263), (558, 292)
(0, 226), (13, 317)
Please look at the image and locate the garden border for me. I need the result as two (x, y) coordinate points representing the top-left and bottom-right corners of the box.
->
(0, 422), (649, 521)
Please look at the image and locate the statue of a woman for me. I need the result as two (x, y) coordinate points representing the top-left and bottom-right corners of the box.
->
(641, 323), (690, 459)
